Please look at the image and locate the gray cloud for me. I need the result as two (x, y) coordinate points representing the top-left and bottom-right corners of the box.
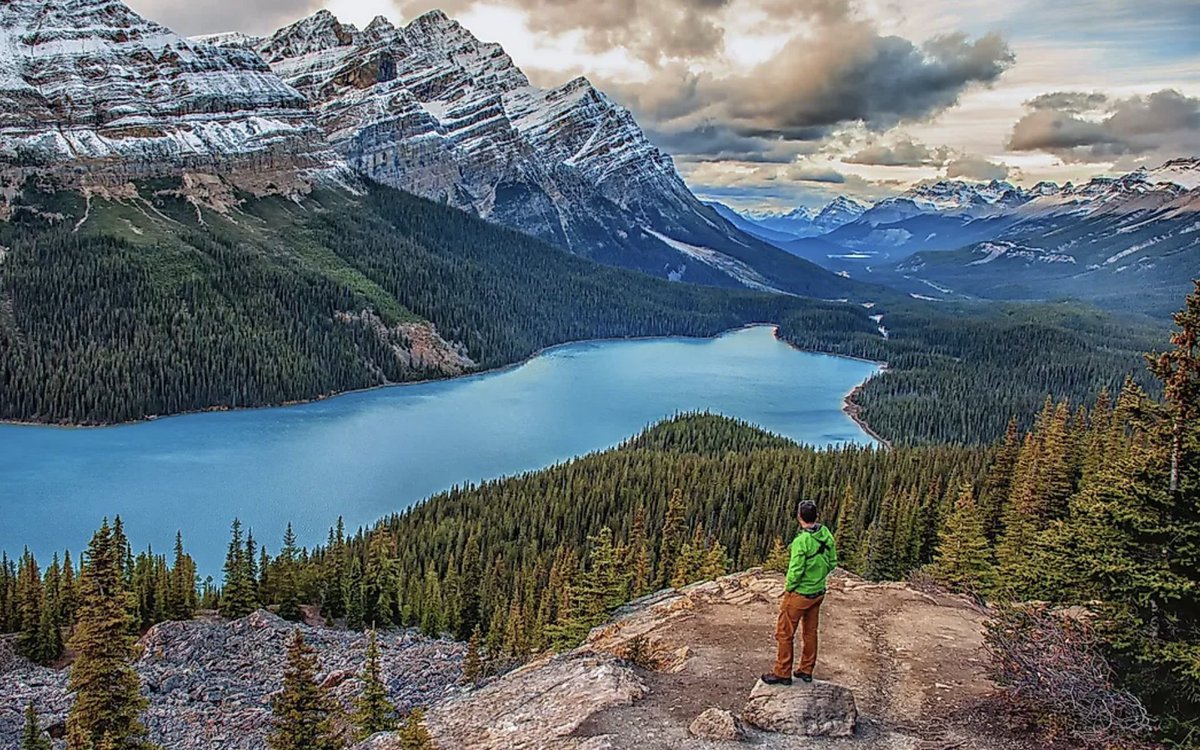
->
(945, 156), (1010, 180)
(401, 0), (734, 63)
(1009, 88), (1200, 164)
(785, 165), (847, 183)
(844, 138), (954, 167)
(397, 0), (1012, 164)
(125, 0), (325, 36)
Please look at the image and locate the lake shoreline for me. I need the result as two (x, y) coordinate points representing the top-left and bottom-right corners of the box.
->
(1, 324), (886, 444)
(769, 328), (891, 449)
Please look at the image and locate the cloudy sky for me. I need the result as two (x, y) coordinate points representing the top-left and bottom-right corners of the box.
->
(131, 0), (1200, 211)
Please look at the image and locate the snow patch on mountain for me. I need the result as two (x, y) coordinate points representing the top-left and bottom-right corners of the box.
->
(644, 229), (786, 293)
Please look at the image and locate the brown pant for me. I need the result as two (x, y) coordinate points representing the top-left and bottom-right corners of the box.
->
(773, 591), (824, 678)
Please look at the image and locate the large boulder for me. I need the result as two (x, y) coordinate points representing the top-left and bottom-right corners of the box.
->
(689, 708), (746, 741)
(741, 680), (857, 737)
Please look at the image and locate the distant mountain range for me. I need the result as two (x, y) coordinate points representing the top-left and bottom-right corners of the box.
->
(715, 159), (1200, 316)
(0, 0), (855, 300)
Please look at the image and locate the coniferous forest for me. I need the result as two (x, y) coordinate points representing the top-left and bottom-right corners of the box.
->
(3, 284), (1198, 744)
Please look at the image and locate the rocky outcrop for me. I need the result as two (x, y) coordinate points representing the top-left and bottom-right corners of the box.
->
(427, 652), (647, 749)
(742, 680), (857, 737)
(0, 610), (465, 749)
(362, 569), (1028, 749)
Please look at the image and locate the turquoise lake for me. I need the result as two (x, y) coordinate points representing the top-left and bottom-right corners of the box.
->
(0, 326), (880, 574)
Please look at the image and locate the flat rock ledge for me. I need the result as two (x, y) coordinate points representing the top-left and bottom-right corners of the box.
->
(742, 679), (858, 738)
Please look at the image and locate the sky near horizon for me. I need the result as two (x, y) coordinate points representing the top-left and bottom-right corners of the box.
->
(128, 0), (1200, 211)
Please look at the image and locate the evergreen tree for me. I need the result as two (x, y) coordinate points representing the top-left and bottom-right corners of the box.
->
(220, 520), (258, 618)
(928, 485), (995, 594)
(65, 520), (153, 750)
(169, 533), (196, 621)
(351, 630), (396, 740)
(461, 625), (483, 685)
(396, 708), (435, 750)
(763, 537), (789, 573)
(268, 630), (339, 750)
(657, 488), (686, 587)
(276, 524), (302, 622)
(625, 506), (652, 598)
(834, 484), (863, 571)
(364, 529), (397, 628)
(21, 703), (51, 750)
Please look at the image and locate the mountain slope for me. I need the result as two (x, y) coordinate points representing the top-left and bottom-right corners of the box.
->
(214, 10), (855, 298)
(0, 0), (337, 202)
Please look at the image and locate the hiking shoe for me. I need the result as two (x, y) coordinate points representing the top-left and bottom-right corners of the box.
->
(793, 671), (813, 682)
(760, 673), (792, 686)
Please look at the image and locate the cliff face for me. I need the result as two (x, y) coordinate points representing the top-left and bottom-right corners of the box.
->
(0, 0), (339, 198)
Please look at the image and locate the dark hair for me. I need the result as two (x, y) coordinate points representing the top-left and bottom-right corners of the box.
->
(798, 501), (818, 523)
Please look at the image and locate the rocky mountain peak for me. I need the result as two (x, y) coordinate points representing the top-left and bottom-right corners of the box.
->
(259, 9), (356, 61)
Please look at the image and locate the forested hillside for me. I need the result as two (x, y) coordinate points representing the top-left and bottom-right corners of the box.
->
(781, 299), (1164, 444)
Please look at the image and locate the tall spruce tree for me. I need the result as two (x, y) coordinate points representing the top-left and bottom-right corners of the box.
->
(220, 520), (258, 618)
(351, 630), (396, 740)
(277, 524), (302, 622)
(65, 520), (153, 750)
(21, 703), (51, 750)
(928, 485), (995, 594)
(268, 630), (339, 750)
(658, 488), (686, 587)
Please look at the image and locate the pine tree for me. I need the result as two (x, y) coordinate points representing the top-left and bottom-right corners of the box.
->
(16, 550), (45, 663)
(834, 484), (863, 571)
(277, 524), (302, 622)
(626, 505), (652, 598)
(928, 485), (995, 594)
(65, 520), (153, 750)
(268, 630), (339, 750)
(220, 520), (258, 619)
(364, 529), (397, 628)
(21, 703), (51, 750)
(700, 537), (728, 580)
(657, 488), (686, 587)
(763, 537), (789, 573)
(169, 533), (196, 621)
(396, 708), (435, 750)
(461, 625), (483, 685)
(351, 630), (396, 740)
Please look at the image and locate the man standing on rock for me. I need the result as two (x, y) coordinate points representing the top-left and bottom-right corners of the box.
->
(762, 500), (838, 686)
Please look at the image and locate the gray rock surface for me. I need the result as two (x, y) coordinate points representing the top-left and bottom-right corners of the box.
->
(0, 610), (465, 749)
(742, 679), (858, 737)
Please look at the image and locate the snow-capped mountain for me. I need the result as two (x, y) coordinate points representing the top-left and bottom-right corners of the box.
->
(891, 161), (1200, 316)
(200, 9), (846, 295)
(859, 179), (1030, 225)
(810, 196), (868, 234)
(0, 0), (336, 192)
(721, 196), (865, 243)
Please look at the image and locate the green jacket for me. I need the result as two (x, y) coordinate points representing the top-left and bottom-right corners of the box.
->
(786, 524), (838, 595)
